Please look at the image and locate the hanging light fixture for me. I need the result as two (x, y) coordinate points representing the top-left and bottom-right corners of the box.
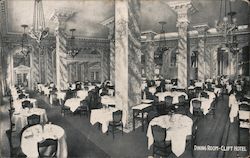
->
(20, 24), (30, 56)
(67, 29), (81, 58)
(28, 0), (49, 44)
(215, 0), (239, 54)
(155, 21), (169, 65)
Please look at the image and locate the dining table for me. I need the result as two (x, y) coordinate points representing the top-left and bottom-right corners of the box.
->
(64, 98), (83, 112)
(147, 114), (193, 157)
(155, 91), (188, 104)
(90, 107), (121, 133)
(12, 98), (37, 112)
(189, 97), (213, 115)
(12, 108), (48, 132)
(21, 124), (67, 158)
(101, 96), (116, 106)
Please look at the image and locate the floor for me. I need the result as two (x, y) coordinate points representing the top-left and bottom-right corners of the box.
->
(0, 91), (248, 158)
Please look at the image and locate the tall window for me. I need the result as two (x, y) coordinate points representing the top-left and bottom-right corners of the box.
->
(191, 51), (198, 68)
(90, 71), (100, 81)
(170, 50), (177, 67)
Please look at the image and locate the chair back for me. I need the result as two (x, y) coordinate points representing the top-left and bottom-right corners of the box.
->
(192, 100), (201, 109)
(165, 96), (173, 106)
(200, 92), (209, 99)
(239, 103), (250, 111)
(27, 114), (40, 126)
(151, 125), (167, 143)
(178, 95), (186, 103)
(18, 93), (26, 99)
(38, 138), (58, 157)
(113, 110), (122, 123)
(22, 100), (32, 109)
(147, 111), (158, 123)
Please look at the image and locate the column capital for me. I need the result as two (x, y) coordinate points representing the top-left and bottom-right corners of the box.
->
(50, 8), (75, 30)
(141, 31), (157, 41)
(166, 0), (195, 27)
(193, 23), (210, 35)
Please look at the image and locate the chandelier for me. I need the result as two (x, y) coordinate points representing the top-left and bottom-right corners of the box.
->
(67, 29), (81, 58)
(28, 0), (49, 44)
(20, 24), (30, 57)
(215, 0), (239, 54)
(155, 21), (169, 65)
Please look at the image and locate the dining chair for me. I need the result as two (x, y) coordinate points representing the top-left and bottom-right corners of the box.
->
(147, 110), (159, 126)
(78, 100), (90, 117)
(8, 109), (16, 132)
(6, 129), (27, 158)
(38, 138), (58, 157)
(151, 125), (171, 157)
(18, 93), (26, 99)
(186, 120), (198, 156)
(61, 103), (71, 116)
(27, 114), (41, 126)
(200, 92), (209, 99)
(107, 110), (123, 139)
(192, 100), (203, 118)
(22, 100), (32, 109)
(165, 96), (174, 112)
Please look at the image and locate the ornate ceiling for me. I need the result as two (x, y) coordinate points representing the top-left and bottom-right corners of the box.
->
(6, 0), (250, 38)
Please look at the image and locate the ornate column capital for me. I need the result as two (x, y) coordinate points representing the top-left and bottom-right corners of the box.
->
(166, 0), (194, 28)
(193, 23), (210, 35)
(50, 8), (75, 31)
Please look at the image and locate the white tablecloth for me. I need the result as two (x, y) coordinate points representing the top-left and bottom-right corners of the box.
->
(155, 91), (188, 104)
(76, 90), (88, 100)
(214, 88), (221, 96)
(90, 107), (120, 133)
(57, 92), (66, 100)
(190, 98), (213, 115)
(12, 108), (48, 132)
(147, 114), (192, 157)
(21, 124), (67, 158)
(101, 96), (116, 105)
(12, 98), (37, 112)
(64, 98), (82, 112)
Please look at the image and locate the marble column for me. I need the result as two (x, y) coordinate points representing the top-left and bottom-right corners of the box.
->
(115, 0), (141, 129)
(193, 24), (209, 80)
(101, 17), (115, 83)
(83, 62), (89, 81)
(51, 9), (74, 90)
(167, 1), (193, 88)
(142, 31), (157, 80)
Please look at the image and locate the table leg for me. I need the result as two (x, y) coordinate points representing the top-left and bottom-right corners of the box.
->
(141, 111), (144, 132)
(133, 110), (135, 131)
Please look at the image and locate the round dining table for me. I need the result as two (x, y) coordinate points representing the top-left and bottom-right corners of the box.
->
(12, 108), (48, 132)
(12, 98), (37, 112)
(21, 124), (67, 158)
(147, 114), (193, 157)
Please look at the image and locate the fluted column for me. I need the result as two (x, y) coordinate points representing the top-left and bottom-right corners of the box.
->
(167, 1), (193, 88)
(101, 17), (115, 83)
(115, 0), (141, 129)
(193, 24), (209, 80)
(51, 9), (74, 91)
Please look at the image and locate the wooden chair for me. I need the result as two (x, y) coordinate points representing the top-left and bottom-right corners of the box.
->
(38, 138), (58, 157)
(186, 120), (198, 156)
(22, 100), (32, 109)
(165, 96), (174, 112)
(192, 100), (203, 118)
(78, 100), (90, 117)
(18, 93), (26, 99)
(61, 103), (71, 116)
(27, 114), (41, 126)
(151, 125), (171, 157)
(107, 110), (123, 139)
